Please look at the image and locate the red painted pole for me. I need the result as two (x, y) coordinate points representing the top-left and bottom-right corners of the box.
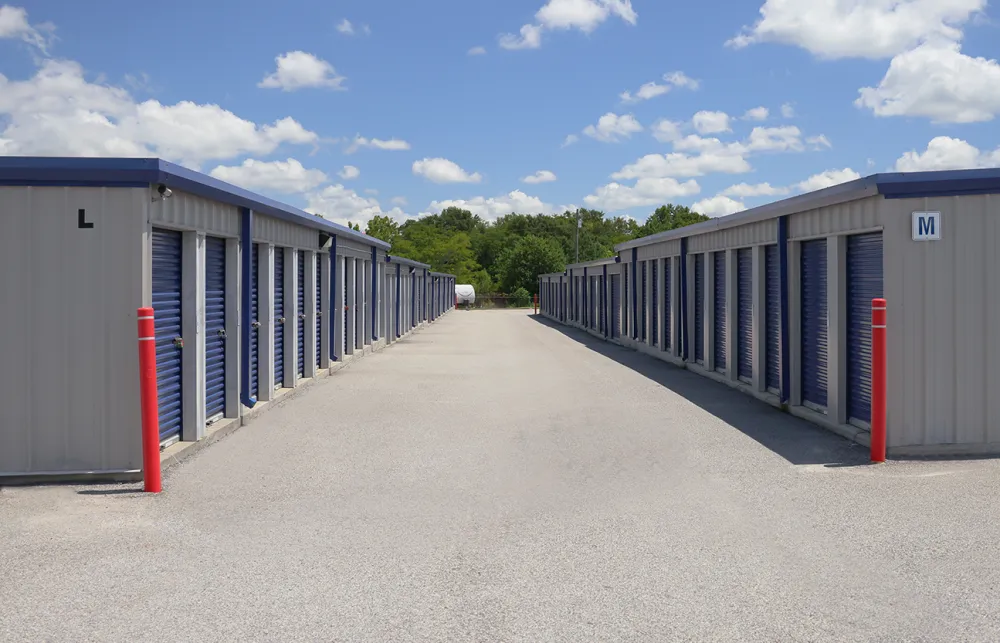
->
(137, 307), (162, 493)
(871, 298), (887, 463)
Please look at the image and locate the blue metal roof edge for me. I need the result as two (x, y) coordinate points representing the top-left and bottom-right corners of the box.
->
(0, 157), (389, 250)
(872, 167), (1000, 199)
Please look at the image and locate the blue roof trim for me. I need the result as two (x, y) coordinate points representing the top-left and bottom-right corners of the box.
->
(874, 168), (1000, 199)
(0, 157), (389, 250)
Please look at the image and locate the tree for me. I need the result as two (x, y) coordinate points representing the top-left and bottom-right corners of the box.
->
(494, 234), (566, 295)
(637, 204), (709, 238)
(345, 221), (362, 232)
(365, 215), (399, 245)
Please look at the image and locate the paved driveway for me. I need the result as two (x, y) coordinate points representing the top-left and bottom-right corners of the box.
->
(3, 310), (999, 642)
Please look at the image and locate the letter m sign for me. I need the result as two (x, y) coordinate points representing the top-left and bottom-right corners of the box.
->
(912, 211), (941, 241)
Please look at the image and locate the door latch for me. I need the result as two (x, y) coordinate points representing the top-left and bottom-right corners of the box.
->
(217, 329), (227, 338)
(173, 337), (184, 348)
(251, 320), (261, 329)
(299, 313), (306, 320)
(278, 317), (286, 324)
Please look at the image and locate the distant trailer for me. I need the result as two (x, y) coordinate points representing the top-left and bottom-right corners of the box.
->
(456, 284), (476, 305)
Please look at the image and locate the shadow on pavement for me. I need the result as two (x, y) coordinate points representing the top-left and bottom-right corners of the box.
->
(76, 488), (144, 496)
(530, 315), (868, 467)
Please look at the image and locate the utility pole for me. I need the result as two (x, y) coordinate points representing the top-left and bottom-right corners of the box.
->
(575, 213), (582, 263)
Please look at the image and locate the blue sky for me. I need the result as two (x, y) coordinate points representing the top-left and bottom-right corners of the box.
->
(1, 0), (999, 225)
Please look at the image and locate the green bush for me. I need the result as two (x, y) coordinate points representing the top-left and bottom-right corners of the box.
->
(510, 287), (531, 308)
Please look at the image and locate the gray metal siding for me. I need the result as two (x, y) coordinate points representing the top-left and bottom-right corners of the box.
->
(881, 194), (1000, 448)
(151, 190), (239, 237)
(636, 239), (681, 260)
(789, 196), (881, 240)
(688, 219), (776, 253)
(253, 214), (319, 249)
(0, 187), (146, 475)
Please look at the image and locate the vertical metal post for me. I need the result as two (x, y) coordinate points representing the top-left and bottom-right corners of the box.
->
(871, 298), (887, 462)
(137, 307), (162, 493)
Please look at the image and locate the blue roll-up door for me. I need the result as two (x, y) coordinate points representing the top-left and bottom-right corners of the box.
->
(765, 245), (780, 392)
(205, 236), (227, 423)
(663, 259), (672, 351)
(640, 262), (647, 342)
(152, 228), (183, 444)
(801, 239), (828, 409)
(342, 258), (348, 355)
(737, 248), (753, 381)
(274, 247), (285, 388)
(600, 275), (607, 333)
(651, 260), (658, 346)
(315, 256), (322, 366)
(714, 251), (727, 372)
(694, 254), (705, 363)
(847, 232), (883, 423)
(611, 274), (620, 338)
(251, 243), (259, 398)
(623, 270), (628, 336)
(297, 251), (305, 377)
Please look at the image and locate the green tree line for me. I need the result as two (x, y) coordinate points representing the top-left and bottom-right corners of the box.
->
(355, 204), (710, 296)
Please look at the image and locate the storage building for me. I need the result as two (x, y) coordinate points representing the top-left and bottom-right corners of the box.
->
(0, 157), (451, 480)
(540, 168), (1000, 455)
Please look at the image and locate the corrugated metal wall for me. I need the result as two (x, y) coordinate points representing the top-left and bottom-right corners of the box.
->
(637, 239), (681, 261)
(151, 190), (239, 237)
(253, 213), (318, 249)
(882, 194), (1000, 449)
(789, 196), (880, 240)
(688, 219), (776, 252)
(0, 187), (147, 475)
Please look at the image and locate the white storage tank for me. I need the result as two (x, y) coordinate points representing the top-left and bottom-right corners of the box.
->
(455, 284), (476, 305)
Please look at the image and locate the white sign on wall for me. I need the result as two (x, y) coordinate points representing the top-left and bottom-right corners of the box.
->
(912, 211), (941, 241)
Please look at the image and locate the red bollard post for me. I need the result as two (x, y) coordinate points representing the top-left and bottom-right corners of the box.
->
(871, 298), (887, 463)
(137, 307), (162, 493)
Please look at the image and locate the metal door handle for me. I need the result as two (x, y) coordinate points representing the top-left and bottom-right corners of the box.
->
(298, 313), (306, 320)
(251, 321), (261, 329)
(278, 317), (286, 324)
(217, 329), (227, 338)
(317, 311), (323, 318)
(173, 337), (184, 348)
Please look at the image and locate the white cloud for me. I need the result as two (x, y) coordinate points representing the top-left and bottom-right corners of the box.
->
(780, 102), (795, 118)
(692, 110), (731, 134)
(339, 165), (360, 180)
(412, 157), (482, 184)
(662, 71), (699, 89)
(306, 185), (411, 228)
(423, 190), (568, 220)
(726, 0), (985, 59)
(500, 0), (636, 50)
(720, 182), (789, 198)
(0, 5), (52, 52)
(0, 59), (319, 168)
(522, 170), (558, 184)
(468, 46), (487, 55)
(651, 119), (683, 143)
(562, 134), (579, 147)
(258, 51), (346, 91)
(619, 70), (698, 103)
(499, 23), (543, 50)
(894, 136), (1000, 171)
(692, 195), (745, 217)
(536, 0), (637, 32)
(584, 177), (701, 211)
(365, 188), (379, 195)
(583, 112), (642, 142)
(208, 158), (328, 193)
(345, 135), (411, 153)
(856, 41), (1000, 124)
(743, 106), (769, 121)
(620, 82), (669, 104)
(745, 125), (803, 152)
(336, 19), (354, 35)
(807, 134), (832, 149)
(391, 196), (408, 206)
(796, 168), (861, 192)
(612, 152), (751, 179)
